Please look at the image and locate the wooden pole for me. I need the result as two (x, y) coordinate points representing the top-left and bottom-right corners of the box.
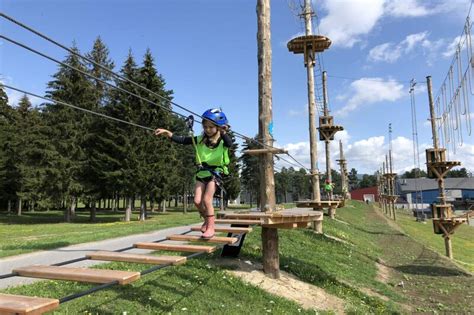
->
(426, 76), (439, 150)
(257, 0), (279, 279)
(303, 0), (321, 202)
(322, 71), (332, 200)
(427, 75), (452, 258)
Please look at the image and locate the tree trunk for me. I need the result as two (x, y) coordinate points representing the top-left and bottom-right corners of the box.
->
(71, 198), (77, 217)
(174, 194), (178, 207)
(183, 190), (187, 213)
(31, 202), (35, 213)
(139, 196), (146, 221)
(124, 197), (132, 222)
(150, 198), (155, 213)
(90, 200), (97, 222)
(66, 196), (76, 223)
(7, 200), (11, 214)
(17, 198), (22, 216)
(162, 199), (167, 213)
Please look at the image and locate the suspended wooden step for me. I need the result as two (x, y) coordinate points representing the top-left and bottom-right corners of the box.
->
(13, 265), (140, 285)
(190, 226), (252, 233)
(135, 242), (216, 253)
(167, 234), (238, 244)
(86, 251), (187, 265)
(0, 293), (59, 315)
(215, 219), (261, 225)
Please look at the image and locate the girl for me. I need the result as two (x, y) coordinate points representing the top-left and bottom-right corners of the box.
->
(154, 108), (231, 239)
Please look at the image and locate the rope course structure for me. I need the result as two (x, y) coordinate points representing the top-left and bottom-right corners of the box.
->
(0, 12), (312, 175)
(0, 4), (330, 311)
(433, 6), (473, 155)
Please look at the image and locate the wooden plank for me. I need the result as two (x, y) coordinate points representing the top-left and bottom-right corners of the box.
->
(190, 226), (252, 233)
(135, 242), (216, 253)
(0, 293), (59, 315)
(167, 234), (238, 244)
(86, 251), (187, 265)
(13, 265), (140, 285)
(215, 219), (261, 225)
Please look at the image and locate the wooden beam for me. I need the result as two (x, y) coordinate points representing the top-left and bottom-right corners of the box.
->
(262, 223), (297, 229)
(215, 219), (261, 225)
(86, 251), (187, 265)
(13, 265), (140, 285)
(134, 242), (216, 253)
(0, 293), (59, 315)
(167, 234), (238, 244)
(190, 226), (252, 233)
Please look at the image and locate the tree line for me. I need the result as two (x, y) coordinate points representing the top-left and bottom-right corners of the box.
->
(0, 37), (240, 221)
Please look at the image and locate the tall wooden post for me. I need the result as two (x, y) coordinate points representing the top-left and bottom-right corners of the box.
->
(427, 75), (452, 258)
(322, 71), (332, 200)
(257, 0), (279, 279)
(302, 0), (321, 201)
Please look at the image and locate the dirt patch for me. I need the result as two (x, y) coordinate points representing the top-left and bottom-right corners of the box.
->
(214, 259), (345, 314)
(375, 258), (391, 283)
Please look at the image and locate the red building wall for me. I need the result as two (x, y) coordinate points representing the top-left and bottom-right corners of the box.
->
(350, 186), (379, 202)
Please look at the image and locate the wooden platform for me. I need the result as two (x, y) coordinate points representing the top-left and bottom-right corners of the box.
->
(134, 242), (216, 253)
(295, 200), (339, 209)
(214, 219), (262, 225)
(167, 234), (238, 244)
(0, 293), (59, 315)
(221, 210), (323, 225)
(13, 265), (140, 285)
(287, 35), (331, 53)
(190, 226), (252, 233)
(86, 251), (187, 265)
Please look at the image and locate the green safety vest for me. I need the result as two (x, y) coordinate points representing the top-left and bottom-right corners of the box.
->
(324, 183), (333, 192)
(195, 135), (230, 178)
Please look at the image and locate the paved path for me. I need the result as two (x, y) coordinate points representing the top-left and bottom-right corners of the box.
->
(0, 223), (199, 289)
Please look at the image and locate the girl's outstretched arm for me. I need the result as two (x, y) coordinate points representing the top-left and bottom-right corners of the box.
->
(154, 128), (173, 138)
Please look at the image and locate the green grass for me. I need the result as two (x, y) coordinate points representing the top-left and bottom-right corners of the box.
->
(0, 209), (201, 258)
(1, 200), (472, 314)
(394, 210), (474, 272)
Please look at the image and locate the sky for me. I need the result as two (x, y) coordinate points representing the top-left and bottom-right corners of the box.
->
(0, 0), (473, 175)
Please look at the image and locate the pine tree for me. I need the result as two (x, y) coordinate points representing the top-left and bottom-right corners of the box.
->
(239, 137), (260, 207)
(44, 44), (96, 221)
(0, 85), (16, 212)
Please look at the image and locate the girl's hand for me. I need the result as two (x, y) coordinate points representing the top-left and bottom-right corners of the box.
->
(219, 125), (230, 134)
(154, 128), (172, 138)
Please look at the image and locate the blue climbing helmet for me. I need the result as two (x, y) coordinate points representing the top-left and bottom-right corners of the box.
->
(202, 108), (228, 127)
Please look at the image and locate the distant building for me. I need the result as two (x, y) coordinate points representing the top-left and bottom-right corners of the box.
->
(396, 178), (474, 210)
(350, 186), (379, 202)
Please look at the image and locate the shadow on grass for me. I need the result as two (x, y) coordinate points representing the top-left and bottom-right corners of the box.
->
(350, 224), (405, 236)
(394, 264), (471, 277)
(0, 209), (200, 225)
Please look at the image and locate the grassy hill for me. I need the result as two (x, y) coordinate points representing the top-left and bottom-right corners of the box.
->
(1, 201), (472, 313)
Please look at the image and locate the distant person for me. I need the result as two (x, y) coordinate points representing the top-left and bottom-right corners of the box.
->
(155, 108), (231, 239)
(324, 179), (334, 200)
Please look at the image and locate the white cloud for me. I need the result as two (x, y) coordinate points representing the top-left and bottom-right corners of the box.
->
(385, 0), (431, 17)
(334, 78), (404, 117)
(315, 0), (469, 49)
(319, 0), (385, 48)
(443, 35), (462, 58)
(276, 127), (473, 175)
(368, 31), (428, 63)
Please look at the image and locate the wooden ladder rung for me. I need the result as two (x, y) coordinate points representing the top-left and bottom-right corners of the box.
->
(0, 293), (59, 315)
(167, 234), (238, 244)
(190, 226), (252, 233)
(13, 265), (140, 285)
(215, 219), (261, 225)
(135, 242), (216, 253)
(86, 251), (187, 265)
